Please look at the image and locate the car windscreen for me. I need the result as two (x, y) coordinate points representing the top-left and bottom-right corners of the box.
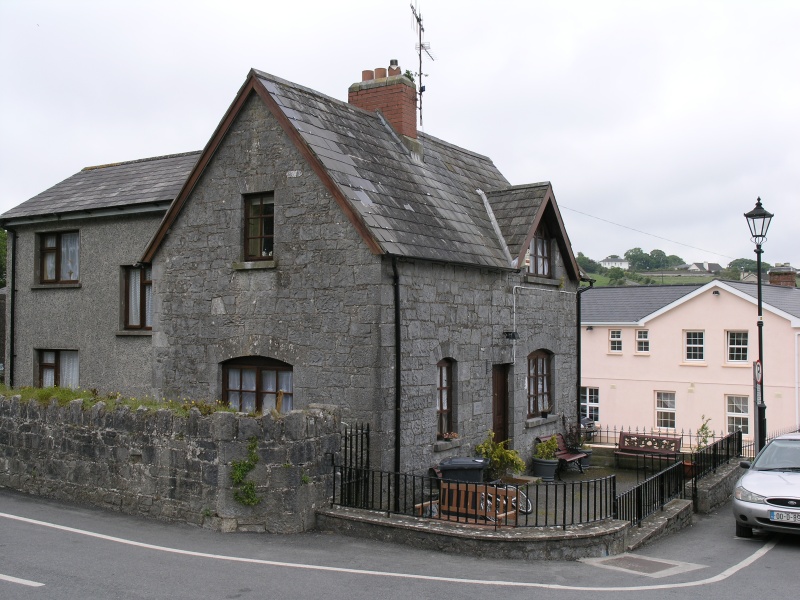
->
(752, 439), (800, 471)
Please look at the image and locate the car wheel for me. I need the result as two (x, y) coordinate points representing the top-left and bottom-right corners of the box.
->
(736, 521), (753, 538)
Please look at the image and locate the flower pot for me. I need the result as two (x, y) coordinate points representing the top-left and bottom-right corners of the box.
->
(531, 457), (559, 482)
(579, 449), (593, 468)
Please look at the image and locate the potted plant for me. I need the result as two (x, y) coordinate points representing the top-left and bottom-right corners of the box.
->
(475, 431), (526, 482)
(565, 423), (593, 468)
(531, 436), (560, 482)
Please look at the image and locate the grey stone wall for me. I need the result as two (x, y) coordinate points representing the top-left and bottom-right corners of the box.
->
(6, 212), (163, 397)
(0, 395), (340, 533)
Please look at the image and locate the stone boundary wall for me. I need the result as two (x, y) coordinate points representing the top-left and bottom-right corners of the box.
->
(0, 395), (340, 533)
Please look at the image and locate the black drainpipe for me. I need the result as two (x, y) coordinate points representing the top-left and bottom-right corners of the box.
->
(576, 278), (595, 435)
(6, 227), (17, 388)
(391, 256), (402, 511)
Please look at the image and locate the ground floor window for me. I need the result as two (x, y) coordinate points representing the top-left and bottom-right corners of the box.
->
(436, 359), (454, 439)
(39, 349), (79, 389)
(726, 395), (749, 435)
(656, 391), (676, 429)
(580, 387), (599, 421)
(223, 357), (293, 414)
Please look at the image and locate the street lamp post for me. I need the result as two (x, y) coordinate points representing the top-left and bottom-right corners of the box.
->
(744, 197), (773, 452)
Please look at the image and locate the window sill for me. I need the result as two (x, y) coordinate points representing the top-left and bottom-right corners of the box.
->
(116, 330), (153, 337)
(722, 363), (750, 368)
(433, 438), (462, 452)
(31, 282), (82, 290)
(606, 352), (623, 356)
(524, 275), (559, 286)
(634, 353), (651, 357)
(680, 362), (707, 367)
(525, 413), (559, 428)
(232, 260), (276, 271)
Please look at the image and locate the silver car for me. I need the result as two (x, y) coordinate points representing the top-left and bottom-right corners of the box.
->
(733, 432), (800, 538)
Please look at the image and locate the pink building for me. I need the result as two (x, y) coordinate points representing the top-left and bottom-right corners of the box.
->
(580, 279), (800, 444)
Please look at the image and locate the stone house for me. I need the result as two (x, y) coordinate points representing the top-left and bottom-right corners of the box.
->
(2, 62), (582, 473)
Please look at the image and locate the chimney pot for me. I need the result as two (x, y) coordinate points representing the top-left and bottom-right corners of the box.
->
(374, 67), (387, 79)
(389, 59), (401, 76)
(362, 69), (375, 82)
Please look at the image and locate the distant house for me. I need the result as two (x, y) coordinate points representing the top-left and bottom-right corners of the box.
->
(600, 256), (629, 270)
(2, 62), (582, 473)
(683, 262), (723, 274)
(580, 275), (800, 440)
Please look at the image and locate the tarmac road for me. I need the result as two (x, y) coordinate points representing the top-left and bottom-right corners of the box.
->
(0, 488), (796, 600)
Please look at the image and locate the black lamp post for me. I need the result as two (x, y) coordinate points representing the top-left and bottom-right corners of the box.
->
(744, 197), (773, 452)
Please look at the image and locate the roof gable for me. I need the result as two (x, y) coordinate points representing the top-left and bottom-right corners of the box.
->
(486, 183), (580, 280)
(143, 69), (560, 271)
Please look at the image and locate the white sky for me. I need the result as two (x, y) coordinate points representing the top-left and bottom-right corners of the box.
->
(1, 0), (797, 267)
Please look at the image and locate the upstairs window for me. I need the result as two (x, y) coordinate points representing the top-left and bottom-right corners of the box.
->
(528, 224), (551, 277)
(727, 331), (748, 362)
(527, 350), (553, 418)
(636, 330), (650, 353)
(223, 356), (293, 414)
(609, 330), (622, 353)
(436, 359), (454, 439)
(39, 349), (79, 389)
(685, 331), (705, 361)
(40, 231), (80, 283)
(244, 193), (275, 261)
(124, 265), (153, 330)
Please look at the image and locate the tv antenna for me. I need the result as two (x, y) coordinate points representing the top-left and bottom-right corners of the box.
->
(410, 2), (434, 128)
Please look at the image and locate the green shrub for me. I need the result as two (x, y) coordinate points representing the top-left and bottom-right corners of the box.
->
(475, 431), (526, 480)
(534, 436), (559, 460)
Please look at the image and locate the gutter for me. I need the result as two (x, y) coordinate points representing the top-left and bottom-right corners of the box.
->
(6, 227), (16, 387)
(576, 279), (595, 435)
(391, 256), (402, 505)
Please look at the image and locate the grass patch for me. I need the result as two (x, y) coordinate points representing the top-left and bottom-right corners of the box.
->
(0, 385), (235, 417)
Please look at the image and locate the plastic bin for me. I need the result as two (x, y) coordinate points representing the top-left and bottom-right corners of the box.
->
(437, 457), (489, 483)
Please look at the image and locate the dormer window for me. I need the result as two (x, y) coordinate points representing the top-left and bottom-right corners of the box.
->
(528, 224), (551, 277)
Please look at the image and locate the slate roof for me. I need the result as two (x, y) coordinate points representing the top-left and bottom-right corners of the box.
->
(581, 285), (702, 323)
(485, 183), (549, 257)
(1, 152), (200, 222)
(581, 280), (800, 324)
(144, 69), (579, 275)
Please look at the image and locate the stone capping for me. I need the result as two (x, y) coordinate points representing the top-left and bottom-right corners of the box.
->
(0, 395), (341, 534)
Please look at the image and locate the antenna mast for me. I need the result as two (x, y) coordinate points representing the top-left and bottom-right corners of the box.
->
(410, 2), (434, 129)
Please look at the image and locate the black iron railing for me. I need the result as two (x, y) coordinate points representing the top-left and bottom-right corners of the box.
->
(614, 460), (685, 526)
(332, 465), (617, 530)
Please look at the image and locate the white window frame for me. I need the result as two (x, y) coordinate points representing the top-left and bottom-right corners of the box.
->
(726, 395), (749, 435)
(684, 330), (704, 362)
(636, 329), (650, 353)
(580, 386), (599, 421)
(609, 329), (622, 353)
(656, 391), (676, 429)
(726, 331), (748, 363)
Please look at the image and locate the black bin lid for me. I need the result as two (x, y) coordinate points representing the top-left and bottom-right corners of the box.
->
(438, 457), (490, 470)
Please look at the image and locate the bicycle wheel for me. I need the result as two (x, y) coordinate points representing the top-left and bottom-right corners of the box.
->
(511, 490), (533, 514)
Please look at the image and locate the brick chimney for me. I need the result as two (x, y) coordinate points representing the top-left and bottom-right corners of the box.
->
(348, 59), (418, 139)
(768, 263), (797, 287)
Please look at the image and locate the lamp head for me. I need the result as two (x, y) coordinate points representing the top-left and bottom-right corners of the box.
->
(744, 197), (773, 244)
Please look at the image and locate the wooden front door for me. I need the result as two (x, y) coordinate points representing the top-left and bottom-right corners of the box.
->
(492, 364), (509, 443)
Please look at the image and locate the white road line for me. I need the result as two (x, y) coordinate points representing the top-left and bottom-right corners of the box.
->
(0, 511), (777, 592)
(0, 573), (45, 587)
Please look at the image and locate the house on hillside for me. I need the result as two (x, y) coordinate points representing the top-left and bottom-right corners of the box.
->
(600, 256), (629, 270)
(2, 62), (582, 473)
(683, 262), (723, 274)
(580, 275), (800, 442)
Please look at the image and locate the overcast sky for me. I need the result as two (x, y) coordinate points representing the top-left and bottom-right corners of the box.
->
(1, 1), (797, 267)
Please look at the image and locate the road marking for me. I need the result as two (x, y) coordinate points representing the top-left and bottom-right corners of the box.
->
(0, 573), (45, 587)
(0, 511), (777, 592)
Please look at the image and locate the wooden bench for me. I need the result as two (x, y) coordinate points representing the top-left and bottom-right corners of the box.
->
(414, 481), (517, 524)
(614, 432), (681, 467)
(537, 433), (588, 473)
